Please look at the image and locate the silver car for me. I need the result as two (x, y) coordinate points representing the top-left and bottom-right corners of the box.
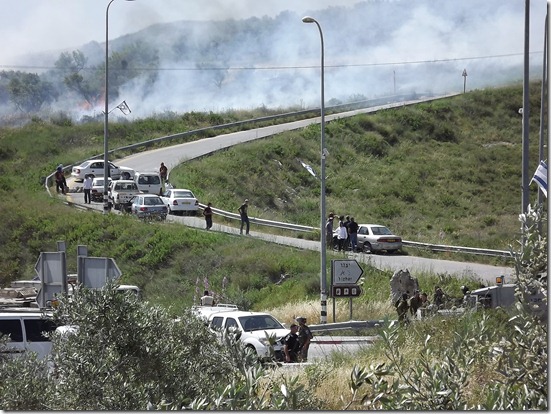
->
(357, 224), (402, 253)
(130, 194), (168, 221)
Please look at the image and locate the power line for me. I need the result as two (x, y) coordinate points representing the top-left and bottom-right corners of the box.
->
(0, 51), (544, 72)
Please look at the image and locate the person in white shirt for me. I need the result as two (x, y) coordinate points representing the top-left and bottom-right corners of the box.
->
(337, 221), (348, 252)
(83, 174), (93, 204)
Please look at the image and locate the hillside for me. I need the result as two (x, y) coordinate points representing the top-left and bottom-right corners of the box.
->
(0, 82), (546, 313)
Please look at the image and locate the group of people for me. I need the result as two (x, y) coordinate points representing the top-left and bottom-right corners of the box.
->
(282, 316), (313, 363)
(325, 213), (360, 252)
(395, 289), (433, 325)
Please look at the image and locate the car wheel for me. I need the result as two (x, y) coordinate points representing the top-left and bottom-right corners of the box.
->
(167, 205), (173, 215)
(362, 242), (373, 254)
(245, 345), (258, 358)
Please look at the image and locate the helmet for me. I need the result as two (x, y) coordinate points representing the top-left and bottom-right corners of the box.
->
(296, 316), (307, 323)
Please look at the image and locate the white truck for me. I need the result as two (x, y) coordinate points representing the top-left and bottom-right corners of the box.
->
(192, 305), (289, 362)
(108, 180), (141, 212)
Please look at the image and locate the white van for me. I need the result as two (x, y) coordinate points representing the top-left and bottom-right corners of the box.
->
(0, 309), (57, 360)
(135, 172), (162, 195)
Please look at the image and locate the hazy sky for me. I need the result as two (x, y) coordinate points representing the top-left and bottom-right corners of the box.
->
(0, 0), (355, 65)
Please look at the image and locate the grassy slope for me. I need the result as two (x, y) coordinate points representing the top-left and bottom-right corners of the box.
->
(0, 82), (545, 318)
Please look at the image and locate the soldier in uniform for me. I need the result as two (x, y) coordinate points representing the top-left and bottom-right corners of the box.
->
(409, 290), (422, 317)
(396, 293), (410, 326)
(283, 324), (300, 363)
(296, 316), (313, 362)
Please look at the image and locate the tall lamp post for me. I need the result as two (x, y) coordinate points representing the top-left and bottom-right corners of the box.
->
(302, 16), (327, 324)
(103, 0), (134, 214)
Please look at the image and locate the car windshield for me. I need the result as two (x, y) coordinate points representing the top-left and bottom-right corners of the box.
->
(173, 191), (194, 198)
(239, 315), (284, 331)
(371, 226), (393, 235)
(144, 197), (163, 205)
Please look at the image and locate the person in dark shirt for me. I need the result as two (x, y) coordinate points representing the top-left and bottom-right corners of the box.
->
(203, 202), (213, 230)
(348, 217), (359, 252)
(283, 324), (300, 363)
(238, 199), (250, 235)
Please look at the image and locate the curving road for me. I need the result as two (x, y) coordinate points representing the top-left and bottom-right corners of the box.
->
(66, 98), (514, 284)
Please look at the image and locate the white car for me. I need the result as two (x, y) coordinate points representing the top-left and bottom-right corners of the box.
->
(160, 188), (199, 216)
(356, 224), (402, 253)
(90, 177), (112, 202)
(199, 309), (289, 361)
(71, 160), (135, 182)
(0, 309), (58, 360)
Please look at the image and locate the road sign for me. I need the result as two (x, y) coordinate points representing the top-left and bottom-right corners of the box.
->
(331, 259), (364, 285)
(332, 284), (362, 298)
(34, 251), (68, 308)
(80, 257), (122, 289)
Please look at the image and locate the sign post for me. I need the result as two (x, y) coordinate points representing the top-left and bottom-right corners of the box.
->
(330, 259), (364, 321)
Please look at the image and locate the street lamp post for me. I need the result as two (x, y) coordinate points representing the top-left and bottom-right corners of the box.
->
(302, 16), (328, 324)
(103, 0), (134, 214)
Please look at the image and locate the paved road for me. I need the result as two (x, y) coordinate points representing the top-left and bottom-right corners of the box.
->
(65, 95), (514, 284)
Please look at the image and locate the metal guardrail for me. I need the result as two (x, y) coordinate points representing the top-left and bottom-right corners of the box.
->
(309, 320), (388, 333)
(198, 203), (513, 259)
(402, 240), (513, 258)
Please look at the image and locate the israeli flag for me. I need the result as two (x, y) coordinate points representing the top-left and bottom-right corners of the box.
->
(300, 160), (317, 178)
(530, 160), (547, 198)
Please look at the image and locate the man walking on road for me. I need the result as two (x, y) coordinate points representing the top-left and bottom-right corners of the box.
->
(238, 199), (250, 235)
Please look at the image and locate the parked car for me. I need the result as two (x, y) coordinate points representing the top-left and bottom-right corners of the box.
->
(333, 223), (402, 253)
(0, 309), (58, 360)
(194, 308), (288, 361)
(108, 180), (140, 211)
(160, 188), (199, 216)
(356, 224), (402, 253)
(90, 177), (112, 202)
(71, 160), (135, 182)
(134, 172), (162, 195)
(130, 194), (168, 220)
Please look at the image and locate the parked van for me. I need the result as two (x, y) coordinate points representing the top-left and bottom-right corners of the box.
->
(0, 309), (58, 359)
(135, 172), (162, 195)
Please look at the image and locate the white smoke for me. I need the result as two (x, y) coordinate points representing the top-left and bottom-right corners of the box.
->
(0, 0), (547, 122)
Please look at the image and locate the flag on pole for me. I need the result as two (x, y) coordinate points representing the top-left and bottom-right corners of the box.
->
(116, 100), (131, 115)
(530, 160), (547, 197)
(300, 160), (317, 177)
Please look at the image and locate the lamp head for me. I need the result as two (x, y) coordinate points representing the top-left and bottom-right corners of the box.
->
(302, 16), (315, 23)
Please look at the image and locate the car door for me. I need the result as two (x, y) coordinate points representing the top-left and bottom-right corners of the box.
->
(89, 161), (104, 177)
(357, 226), (369, 247)
(23, 318), (56, 359)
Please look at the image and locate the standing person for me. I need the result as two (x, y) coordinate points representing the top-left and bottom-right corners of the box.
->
(296, 316), (313, 362)
(200, 290), (214, 306)
(82, 174), (93, 204)
(54, 165), (67, 195)
(396, 293), (410, 326)
(238, 199), (250, 235)
(337, 221), (348, 252)
(343, 215), (351, 250)
(203, 202), (213, 230)
(282, 324), (300, 363)
(325, 213), (335, 249)
(409, 290), (422, 318)
(348, 217), (359, 252)
(159, 162), (168, 184)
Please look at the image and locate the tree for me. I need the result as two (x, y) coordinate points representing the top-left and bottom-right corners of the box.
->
(7, 72), (56, 113)
(45, 284), (235, 410)
(54, 50), (102, 107)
